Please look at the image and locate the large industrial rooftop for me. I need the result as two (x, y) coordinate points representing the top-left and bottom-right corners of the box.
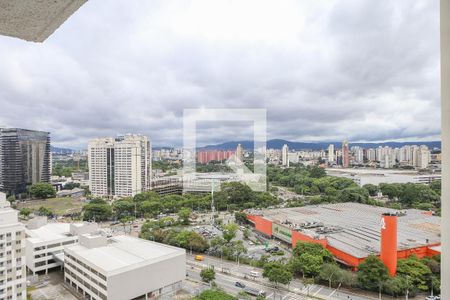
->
(249, 203), (440, 258)
(66, 235), (185, 275)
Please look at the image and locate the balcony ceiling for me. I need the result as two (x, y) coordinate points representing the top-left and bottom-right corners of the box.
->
(0, 0), (86, 42)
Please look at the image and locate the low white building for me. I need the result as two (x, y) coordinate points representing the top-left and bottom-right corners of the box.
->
(0, 193), (26, 300)
(64, 235), (186, 300)
(25, 218), (98, 275)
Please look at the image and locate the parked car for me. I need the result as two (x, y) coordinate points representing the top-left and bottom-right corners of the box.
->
(244, 287), (265, 297)
(235, 281), (245, 288)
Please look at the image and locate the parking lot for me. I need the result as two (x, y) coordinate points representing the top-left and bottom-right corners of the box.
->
(28, 271), (78, 300)
(188, 212), (292, 263)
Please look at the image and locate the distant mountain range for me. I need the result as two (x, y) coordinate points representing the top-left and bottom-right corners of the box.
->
(199, 139), (441, 151)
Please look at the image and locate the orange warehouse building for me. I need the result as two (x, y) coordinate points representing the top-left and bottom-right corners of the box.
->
(247, 203), (440, 274)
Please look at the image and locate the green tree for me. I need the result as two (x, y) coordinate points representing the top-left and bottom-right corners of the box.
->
(37, 206), (53, 217)
(309, 166), (326, 178)
(319, 263), (342, 288)
(234, 211), (248, 224)
(263, 262), (293, 297)
(222, 223), (239, 243)
(194, 289), (235, 300)
(382, 276), (408, 297)
(112, 199), (135, 218)
(396, 256), (432, 291)
(430, 180), (441, 195)
(379, 183), (402, 200)
(177, 207), (192, 225)
(357, 255), (389, 292)
(398, 183), (439, 207)
(63, 182), (81, 190)
(221, 182), (253, 204)
(83, 203), (112, 221)
(293, 242), (333, 262)
(263, 262), (293, 285)
(133, 191), (160, 203)
(161, 230), (209, 252)
(422, 256), (440, 275)
(337, 186), (369, 203)
(19, 208), (32, 218)
(231, 240), (247, 264)
(363, 184), (379, 196)
(28, 183), (56, 199)
(293, 253), (322, 277)
(200, 268), (216, 284)
(138, 201), (162, 217)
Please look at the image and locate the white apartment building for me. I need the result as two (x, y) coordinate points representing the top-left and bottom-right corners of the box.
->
(416, 146), (431, 169)
(64, 235), (185, 300)
(0, 193), (26, 300)
(281, 144), (289, 167)
(25, 218), (98, 275)
(288, 152), (299, 164)
(351, 146), (364, 164)
(327, 144), (335, 163)
(88, 134), (151, 198)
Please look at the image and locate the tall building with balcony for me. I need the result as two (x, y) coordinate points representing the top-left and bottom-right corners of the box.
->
(281, 144), (289, 167)
(235, 143), (243, 162)
(88, 135), (151, 198)
(0, 128), (50, 195)
(416, 145), (431, 169)
(342, 140), (350, 168)
(327, 144), (334, 164)
(0, 192), (26, 299)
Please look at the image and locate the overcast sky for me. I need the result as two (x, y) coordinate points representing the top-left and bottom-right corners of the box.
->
(0, 0), (440, 148)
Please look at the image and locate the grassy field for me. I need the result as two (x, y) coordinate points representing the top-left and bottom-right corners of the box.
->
(17, 197), (84, 215)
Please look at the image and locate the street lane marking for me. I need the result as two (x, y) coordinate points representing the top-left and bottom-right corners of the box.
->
(313, 286), (324, 296)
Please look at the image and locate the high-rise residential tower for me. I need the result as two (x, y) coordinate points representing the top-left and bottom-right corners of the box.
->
(416, 145), (431, 169)
(0, 192), (26, 299)
(281, 144), (289, 167)
(327, 144), (334, 164)
(88, 134), (151, 198)
(0, 128), (50, 195)
(236, 143), (243, 162)
(342, 140), (349, 168)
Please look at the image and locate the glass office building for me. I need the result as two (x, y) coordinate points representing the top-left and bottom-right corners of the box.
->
(0, 128), (50, 195)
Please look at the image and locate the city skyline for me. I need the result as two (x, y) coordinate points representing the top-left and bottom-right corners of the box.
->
(0, 1), (440, 148)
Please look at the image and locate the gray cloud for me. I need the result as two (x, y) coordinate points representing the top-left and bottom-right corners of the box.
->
(0, 0), (440, 148)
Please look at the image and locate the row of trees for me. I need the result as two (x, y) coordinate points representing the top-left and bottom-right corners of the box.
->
(258, 241), (440, 297)
(268, 164), (441, 211)
(82, 182), (279, 222)
(363, 182), (440, 208)
(357, 254), (440, 297)
(52, 159), (88, 177)
(269, 165), (372, 205)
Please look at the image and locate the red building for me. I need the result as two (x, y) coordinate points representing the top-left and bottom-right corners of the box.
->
(247, 203), (440, 274)
(197, 150), (235, 164)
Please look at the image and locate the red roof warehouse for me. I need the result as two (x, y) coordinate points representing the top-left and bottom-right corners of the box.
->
(247, 203), (440, 275)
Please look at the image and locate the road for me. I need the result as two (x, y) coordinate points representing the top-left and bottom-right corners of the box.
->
(187, 263), (303, 299)
(186, 254), (383, 300)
